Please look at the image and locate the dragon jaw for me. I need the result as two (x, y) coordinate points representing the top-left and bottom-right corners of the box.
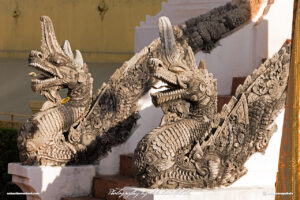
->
(151, 62), (189, 106)
(28, 50), (63, 92)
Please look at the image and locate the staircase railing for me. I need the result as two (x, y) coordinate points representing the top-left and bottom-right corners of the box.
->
(0, 112), (30, 130)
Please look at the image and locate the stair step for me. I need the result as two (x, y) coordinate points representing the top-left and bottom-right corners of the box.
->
(61, 197), (103, 200)
(93, 175), (138, 200)
(119, 154), (135, 177)
(231, 77), (246, 95)
(217, 95), (232, 113)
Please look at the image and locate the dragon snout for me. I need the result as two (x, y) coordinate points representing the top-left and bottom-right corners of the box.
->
(29, 50), (44, 62)
(149, 58), (164, 74)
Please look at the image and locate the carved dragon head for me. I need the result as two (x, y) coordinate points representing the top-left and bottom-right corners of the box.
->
(150, 17), (216, 108)
(28, 16), (91, 105)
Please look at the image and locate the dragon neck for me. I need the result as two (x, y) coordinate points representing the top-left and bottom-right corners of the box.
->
(189, 95), (217, 121)
(67, 75), (93, 109)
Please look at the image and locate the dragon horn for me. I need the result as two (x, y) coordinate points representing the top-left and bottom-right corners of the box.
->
(62, 40), (74, 60)
(158, 16), (177, 63)
(198, 60), (207, 70)
(75, 50), (84, 68)
(40, 16), (65, 55)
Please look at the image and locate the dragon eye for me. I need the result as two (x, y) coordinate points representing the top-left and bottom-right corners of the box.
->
(49, 54), (66, 66)
(37, 53), (43, 59)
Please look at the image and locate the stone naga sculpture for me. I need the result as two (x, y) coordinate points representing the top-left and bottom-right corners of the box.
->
(18, 16), (94, 165)
(134, 16), (290, 188)
(18, 0), (268, 165)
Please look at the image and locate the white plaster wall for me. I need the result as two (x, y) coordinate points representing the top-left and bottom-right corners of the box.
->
(98, 0), (293, 189)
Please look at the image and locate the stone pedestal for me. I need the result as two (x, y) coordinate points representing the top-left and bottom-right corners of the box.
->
(8, 163), (96, 200)
(123, 186), (275, 200)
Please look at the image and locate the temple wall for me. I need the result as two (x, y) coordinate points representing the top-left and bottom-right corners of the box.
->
(0, 0), (166, 63)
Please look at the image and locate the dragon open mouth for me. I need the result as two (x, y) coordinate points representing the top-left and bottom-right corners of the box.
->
(151, 70), (188, 106)
(29, 62), (59, 91)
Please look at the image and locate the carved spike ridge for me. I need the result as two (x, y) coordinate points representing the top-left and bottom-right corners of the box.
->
(158, 16), (177, 63)
(198, 60), (207, 70)
(40, 16), (64, 55)
(62, 40), (74, 60)
(75, 50), (84, 68)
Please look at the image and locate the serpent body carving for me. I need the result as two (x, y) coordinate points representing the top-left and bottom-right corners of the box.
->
(18, 0), (271, 166)
(134, 16), (289, 188)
